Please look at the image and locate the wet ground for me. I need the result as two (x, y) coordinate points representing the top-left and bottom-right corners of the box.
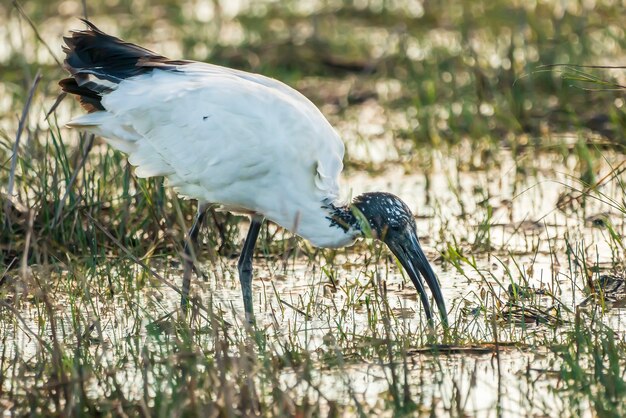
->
(3, 146), (625, 416)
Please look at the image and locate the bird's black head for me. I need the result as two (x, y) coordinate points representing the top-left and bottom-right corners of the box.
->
(352, 192), (416, 240)
(352, 192), (448, 326)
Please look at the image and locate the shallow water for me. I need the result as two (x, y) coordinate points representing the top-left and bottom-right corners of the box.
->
(3, 147), (624, 416)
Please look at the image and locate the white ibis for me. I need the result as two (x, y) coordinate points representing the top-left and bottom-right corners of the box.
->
(59, 20), (448, 325)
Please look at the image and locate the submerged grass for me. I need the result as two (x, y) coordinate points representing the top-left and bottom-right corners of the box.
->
(1, 0), (626, 416)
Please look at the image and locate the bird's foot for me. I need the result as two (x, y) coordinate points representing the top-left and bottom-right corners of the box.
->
(181, 258), (207, 307)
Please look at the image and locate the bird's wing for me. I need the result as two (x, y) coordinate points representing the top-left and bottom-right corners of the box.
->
(69, 64), (345, 209)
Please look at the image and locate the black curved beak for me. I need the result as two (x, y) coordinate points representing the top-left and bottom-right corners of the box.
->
(386, 229), (448, 327)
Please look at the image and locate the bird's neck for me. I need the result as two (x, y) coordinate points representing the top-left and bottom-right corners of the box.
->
(286, 199), (361, 248)
(263, 199), (363, 249)
(298, 199), (362, 248)
(323, 200), (361, 234)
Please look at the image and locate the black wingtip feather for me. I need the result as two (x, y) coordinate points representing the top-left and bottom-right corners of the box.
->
(59, 77), (105, 112)
(60, 19), (192, 111)
(62, 19), (178, 82)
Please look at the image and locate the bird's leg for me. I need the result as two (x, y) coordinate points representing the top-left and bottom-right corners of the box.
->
(211, 211), (234, 256)
(181, 202), (211, 309)
(238, 215), (264, 322)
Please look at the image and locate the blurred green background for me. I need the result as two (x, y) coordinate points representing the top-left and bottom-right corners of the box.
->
(3, 0), (626, 147)
(3, 0), (626, 265)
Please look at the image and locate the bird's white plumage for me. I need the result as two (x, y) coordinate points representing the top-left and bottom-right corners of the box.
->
(68, 62), (356, 248)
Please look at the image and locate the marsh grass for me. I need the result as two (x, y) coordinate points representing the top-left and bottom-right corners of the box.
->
(2, 0), (626, 416)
